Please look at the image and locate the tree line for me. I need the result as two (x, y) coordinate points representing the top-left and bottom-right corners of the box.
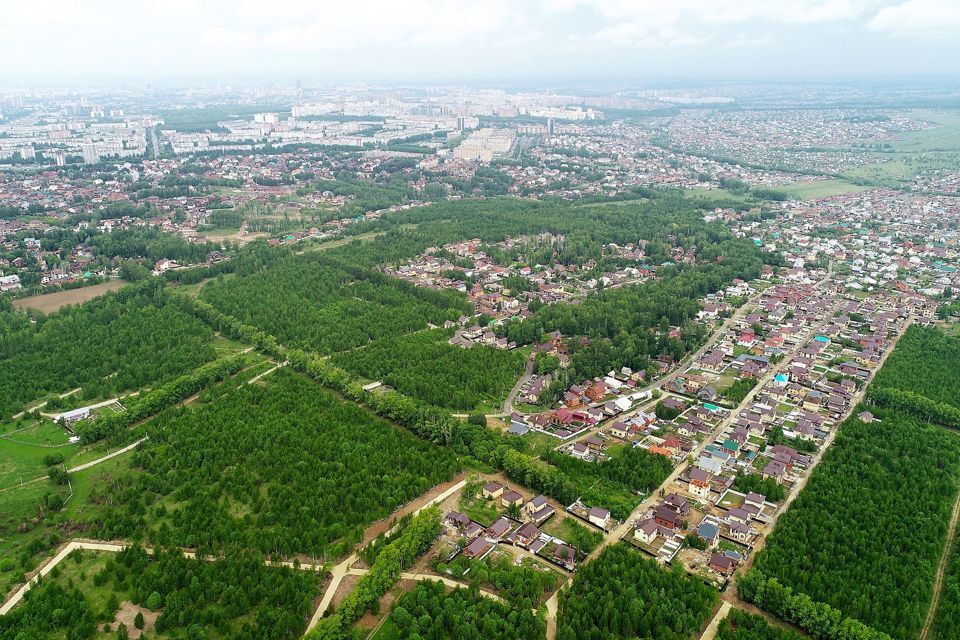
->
(376, 580), (545, 640)
(306, 509), (443, 640)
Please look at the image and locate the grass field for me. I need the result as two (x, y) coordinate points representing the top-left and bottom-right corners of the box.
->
(772, 179), (870, 199)
(0, 429), (77, 488)
(890, 111), (960, 153)
(839, 110), (960, 188)
(12, 280), (129, 314)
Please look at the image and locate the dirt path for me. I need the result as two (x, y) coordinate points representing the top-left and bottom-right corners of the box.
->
(545, 585), (562, 640)
(920, 486), (960, 640)
(699, 602), (732, 640)
(247, 361), (285, 385)
(306, 476), (470, 631)
(360, 473), (469, 546)
(67, 437), (148, 473)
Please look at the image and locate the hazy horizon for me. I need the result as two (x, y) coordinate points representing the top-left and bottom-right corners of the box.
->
(2, 0), (959, 83)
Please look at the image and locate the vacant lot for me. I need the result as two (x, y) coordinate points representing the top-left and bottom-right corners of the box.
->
(12, 280), (128, 314)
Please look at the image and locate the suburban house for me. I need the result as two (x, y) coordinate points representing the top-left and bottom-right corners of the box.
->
(696, 520), (720, 549)
(483, 481), (505, 499)
(511, 522), (540, 547)
(654, 504), (682, 530)
(710, 552), (735, 576)
(487, 516), (514, 540)
(588, 507), (611, 529)
(689, 468), (713, 499)
(635, 517), (673, 545)
(501, 490), (524, 508)
(463, 536), (494, 560)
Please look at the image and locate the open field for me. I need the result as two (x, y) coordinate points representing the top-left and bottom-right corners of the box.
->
(193, 229), (269, 245)
(12, 280), (129, 314)
(772, 179), (870, 199)
(890, 111), (960, 153)
(840, 110), (960, 187)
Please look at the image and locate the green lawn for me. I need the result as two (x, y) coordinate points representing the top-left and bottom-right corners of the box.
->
(521, 431), (562, 457)
(0, 431), (77, 487)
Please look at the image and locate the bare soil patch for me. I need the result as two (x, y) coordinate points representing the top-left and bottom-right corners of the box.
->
(13, 280), (128, 314)
(109, 601), (158, 638)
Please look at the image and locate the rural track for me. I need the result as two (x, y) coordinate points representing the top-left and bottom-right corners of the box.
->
(920, 485), (960, 640)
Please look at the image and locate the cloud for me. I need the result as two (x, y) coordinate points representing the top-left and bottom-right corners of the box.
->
(0, 0), (957, 79)
(867, 0), (960, 37)
(200, 27), (259, 51)
(548, 0), (877, 52)
(723, 34), (774, 48)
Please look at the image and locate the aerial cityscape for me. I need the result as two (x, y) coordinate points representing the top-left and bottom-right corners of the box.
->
(2, 2), (960, 640)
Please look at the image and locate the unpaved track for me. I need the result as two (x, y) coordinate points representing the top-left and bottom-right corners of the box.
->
(920, 487), (960, 640)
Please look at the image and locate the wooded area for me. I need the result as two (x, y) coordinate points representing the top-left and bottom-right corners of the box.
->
(752, 410), (960, 639)
(0, 546), (318, 640)
(0, 281), (217, 416)
(556, 544), (717, 640)
(331, 329), (524, 410)
(198, 253), (469, 354)
(88, 369), (459, 561)
(871, 325), (960, 409)
(716, 609), (807, 640)
(374, 580), (545, 640)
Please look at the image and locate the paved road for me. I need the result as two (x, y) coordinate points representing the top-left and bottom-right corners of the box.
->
(503, 354), (536, 415)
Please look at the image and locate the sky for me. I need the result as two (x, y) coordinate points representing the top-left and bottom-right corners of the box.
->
(1, 0), (959, 83)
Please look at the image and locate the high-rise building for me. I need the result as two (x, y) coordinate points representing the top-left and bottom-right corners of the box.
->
(547, 118), (556, 135)
(81, 143), (100, 164)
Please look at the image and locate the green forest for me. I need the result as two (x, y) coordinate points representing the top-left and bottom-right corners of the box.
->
(543, 447), (673, 520)
(556, 544), (717, 640)
(0, 546), (318, 640)
(867, 326), (960, 429)
(716, 609), (807, 640)
(373, 580), (545, 640)
(0, 281), (217, 416)
(434, 553), (560, 609)
(87, 369), (459, 561)
(752, 410), (960, 639)
(932, 517), (960, 640)
(198, 253), (470, 355)
(331, 329), (525, 410)
(871, 326), (960, 409)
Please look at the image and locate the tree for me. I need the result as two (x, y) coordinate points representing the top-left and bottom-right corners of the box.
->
(134, 611), (145, 630)
(146, 591), (163, 611)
